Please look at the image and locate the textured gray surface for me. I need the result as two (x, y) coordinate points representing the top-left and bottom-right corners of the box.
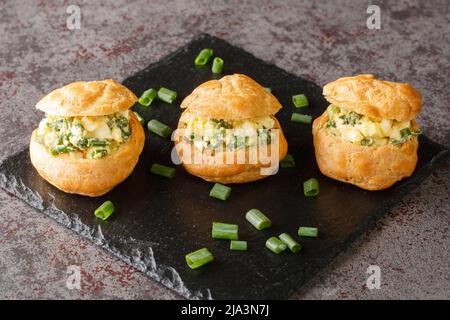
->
(0, 0), (449, 299)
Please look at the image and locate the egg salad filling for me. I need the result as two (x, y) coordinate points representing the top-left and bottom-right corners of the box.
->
(35, 110), (131, 159)
(182, 115), (275, 152)
(324, 105), (420, 146)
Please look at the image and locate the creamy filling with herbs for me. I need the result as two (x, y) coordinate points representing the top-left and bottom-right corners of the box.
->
(182, 115), (275, 152)
(325, 105), (420, 146)
(35, 110), (131, 159)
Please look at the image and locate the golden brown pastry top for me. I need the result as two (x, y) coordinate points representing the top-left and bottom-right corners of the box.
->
(35, 79), (138, 116)
(180, 74), (282, 120)
(323, 74), (422, 121)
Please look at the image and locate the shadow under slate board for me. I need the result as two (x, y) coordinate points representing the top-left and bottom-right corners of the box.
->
(1, 34), (449, 300)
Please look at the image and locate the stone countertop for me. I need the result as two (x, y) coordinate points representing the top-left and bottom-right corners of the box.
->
(0, 0), (449, 299)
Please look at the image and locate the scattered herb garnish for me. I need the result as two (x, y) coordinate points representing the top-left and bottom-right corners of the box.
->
(326, 119), (336, 128)
(339, 111), (362, 126)
(360, 137), (374, 146)
(194, 48), (213, 66)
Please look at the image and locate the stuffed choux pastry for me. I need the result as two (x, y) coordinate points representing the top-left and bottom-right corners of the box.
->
(312, 74), (422, 190)
(175, 74), (288, 183)
(30, 79), (145, 196)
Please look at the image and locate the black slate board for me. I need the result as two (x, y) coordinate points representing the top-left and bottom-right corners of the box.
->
(1, 34), (449, 300)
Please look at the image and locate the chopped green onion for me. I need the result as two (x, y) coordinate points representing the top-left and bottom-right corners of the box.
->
(326, 120), (336, 128)
(280, 153), (296, 168)
(279, 233), (302, 253)
(209, 183), (231, 200)
(298, 227), (319, 238)
(147, 119), (172, 138)
(194, 48), (213, 66)
(185, 248), (214, 269)
(89, 139), (108, 147)
(50, 145), (73, 155)
(230, 240), (247, 251)
(391, 138), (403, 146)
(391, 127), (421, 146)
(245, 209), (272, 230)
(212, 222), (238, 240)
(360, 137), (374, 146)
(138, 88), (157, 106)
(265, 87), (272, 93)
(292, 94), (309, 108)
(90, 149), (107, 159)
(265, 237), (287, 254)
(400, 128), (412, 138)
(94, 201), (115, 221)
(303, 178), (319, 196)
(134, 111), (145, 125)
(157, 87), (177, 104)
(212, 57), (224, 74)
(76, 138), (89, 148)
(291, 113), (312, 124)
(150, 163), (175, 178)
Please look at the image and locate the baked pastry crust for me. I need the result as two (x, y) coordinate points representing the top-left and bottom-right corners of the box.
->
(176, 114), (288, 184)
(180, 74), (282, 120)
(312, 113), (419, 190)
(29, 112), (145, 197)
(35, 79), (138, 117)
(323, 74), (422, 121)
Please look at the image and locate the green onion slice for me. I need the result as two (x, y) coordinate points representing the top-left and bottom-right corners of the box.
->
(212, 57), (224, 74)
(147, 119), (172, 138)
(291, 113), (312, 124)
(400, 128), (412, 138)
(265, 237), (287, 254)
(292, 94), (309, 108)
(138, 88), (157, 106)
(298, 227), (319, 238)
(157, 87), (177, 104)
(185, 248), (214, 269)
(209, 183), (231, 200)
(303, 178), (319, 196)
(194, 48), (213, 66)
(279, 233), (302, 253)
(245, 209), (272, 230)
(89, 139), (108, 147)
(150, 163), (175, 178)
(212, 222), (238, 240)
(280, 153), (296, 168)
(230, 240), (247, 251)
(360, 136), (374, 146)
(265, 87), (272, 93)
(94, 200), (115, 221)
(134, 111), (145, 125)
(50, 145), (73, 155)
